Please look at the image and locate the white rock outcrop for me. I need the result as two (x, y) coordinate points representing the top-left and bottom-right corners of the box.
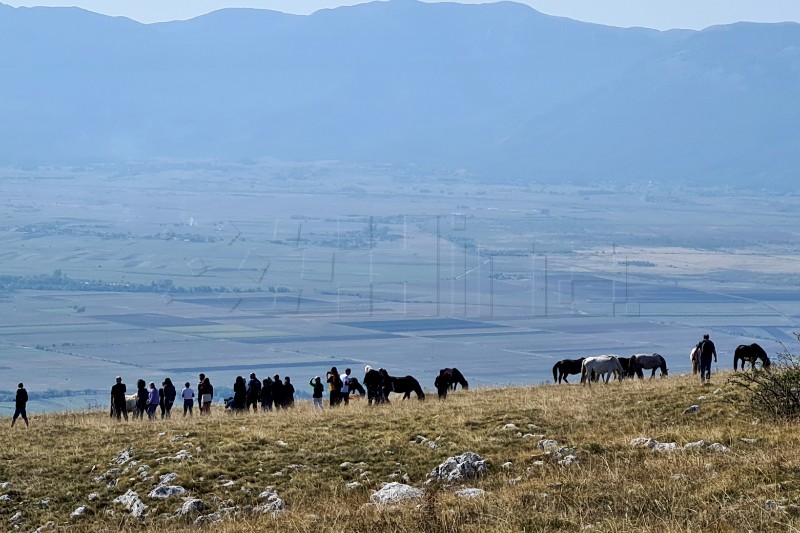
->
(113, 489), (148, 520)
(370, 482), (424, 505)
(428, 452), (488, 483)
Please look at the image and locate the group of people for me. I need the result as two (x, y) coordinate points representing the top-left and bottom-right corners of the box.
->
(227, 373), (296, 412)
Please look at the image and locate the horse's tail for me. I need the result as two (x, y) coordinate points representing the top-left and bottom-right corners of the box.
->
(614, 358), (624, 382)
(733, 349), (740, 371)
(580, 362), (588, 385)
(690, 347), (699, 374)
(413, 378), (425, 400)
(552, 362), (559, 383)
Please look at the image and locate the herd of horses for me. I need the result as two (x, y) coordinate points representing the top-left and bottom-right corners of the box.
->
(553, 343), (772, 386)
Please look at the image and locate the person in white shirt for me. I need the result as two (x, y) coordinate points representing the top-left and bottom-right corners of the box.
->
(181, 382), (195, 416)
(340, 368), (352, 405)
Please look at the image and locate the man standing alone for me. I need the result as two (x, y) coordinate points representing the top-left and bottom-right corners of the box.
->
(697, 333), (718, 383)
(111, 376), (128, 421)
(12, 383), (29, 427)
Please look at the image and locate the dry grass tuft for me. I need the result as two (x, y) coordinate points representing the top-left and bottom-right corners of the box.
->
(1, 372), (799, 531)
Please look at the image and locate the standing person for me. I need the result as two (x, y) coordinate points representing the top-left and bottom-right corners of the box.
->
(181, 382), (195, 417)
(271, 374), (284, 410)
(364, 365), (384, 405)
(247, 373), (261, 413)
(340, 368), (351, 406)
(201, 377), (213, 414)
(135, 379), (148, 420)
(283, 376), (295, 408)
(260, 377), (273, 411)
(197, 373), (206, 412)
(110, 376), (128, 421)
(147, 382), (160, 420)
(232, 376), (247, 411)
(158, 383), (166, 419)
(162, 378), (176, 419)
(696, 333), (718, 383)
(309, 376), (324, 410)
(326, 367), (342, 407)
(11, 383), (29, 428)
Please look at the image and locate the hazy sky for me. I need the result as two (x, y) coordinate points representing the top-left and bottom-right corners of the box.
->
(5, 0), (800, 30)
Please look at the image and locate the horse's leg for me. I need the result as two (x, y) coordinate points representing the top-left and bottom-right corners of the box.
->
(650, 367), (656, 379)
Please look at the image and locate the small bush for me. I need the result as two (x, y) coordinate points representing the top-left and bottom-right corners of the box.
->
(728, 342), (800, 421)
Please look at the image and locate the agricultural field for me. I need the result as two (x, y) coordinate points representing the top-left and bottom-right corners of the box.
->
(1, 162), (799, 413)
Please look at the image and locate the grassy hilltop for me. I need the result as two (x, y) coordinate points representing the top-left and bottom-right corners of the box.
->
(0, 372), (797, 532)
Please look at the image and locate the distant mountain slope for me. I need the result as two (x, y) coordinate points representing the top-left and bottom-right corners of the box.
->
(0, 0), (797, 187)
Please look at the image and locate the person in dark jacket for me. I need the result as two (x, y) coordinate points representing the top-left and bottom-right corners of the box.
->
(110, 376), (128, 421)
(283, 376), (295, 408)
(327, 367), (342, 407)
(232, 376), (247, 411)
(260, 377), (273, 411)
(696, 333), (718, 383)
(12, 383), (29, 427)
(247, 373), (261, 412)
(162, 378), (176, 418)
(271, 374), (284, 410)
(135, 379), (148, 420)
(310, 376), (324, 410)
(201, 377), (213, 414)
(197, 373), (206, 412)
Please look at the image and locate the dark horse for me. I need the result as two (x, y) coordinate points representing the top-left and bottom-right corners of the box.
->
(435, 368), (469, 399)
(617, 357), (634, 378)
(380, 369), (425, 400)
(552, 358), (585, 384)
(734, 343), (771, 370)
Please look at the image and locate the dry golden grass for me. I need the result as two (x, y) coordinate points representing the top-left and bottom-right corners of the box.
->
(1, 372), (799, 532)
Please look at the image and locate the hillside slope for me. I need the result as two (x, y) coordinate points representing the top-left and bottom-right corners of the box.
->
(0, 373), (796, 531)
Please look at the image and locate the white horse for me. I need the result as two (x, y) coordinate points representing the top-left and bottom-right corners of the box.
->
(629, 353), (668, 379)
(690, 347), (700, 375)
(581, 355), (624, 385)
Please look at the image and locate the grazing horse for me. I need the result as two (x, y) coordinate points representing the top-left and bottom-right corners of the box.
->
(734, 343), (771, 370)
(581, 356), (624, 385)
(690, 347), (700, 375)
(552, 358), (585, 384)
(380, 369), (425, 400)
(439, 368), (469, 391)
(617, 357), (634, 378)
(629, 353), (668, 379)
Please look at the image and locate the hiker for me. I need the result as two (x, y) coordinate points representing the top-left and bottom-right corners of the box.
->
(12, 383), (29, 428)
(260, 377), (273, 411)
(247, 372), (261, 412)
(283, 376), (295, 408)
(327, 367), (342, 407)
(201, 377), (213, 414)
(110, 376), (128, 421)
(135, 379), (148, 420)
(162, 378), (176, 419)
(341, 368), (351, 406)
(309, 376), (324, 410)
(181, 382), (194, 416)
(197, 373), (206, 412)
(271, 375), (284, 410)
(696, 333), (718, 383)
(232, 376), (247, 411)
(147, 382), (160, 420)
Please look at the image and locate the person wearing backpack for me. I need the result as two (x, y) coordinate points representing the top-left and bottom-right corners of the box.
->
(696, 333), (718, 383)
(247, 373), (262, 413)
(327, 367), (342, 407)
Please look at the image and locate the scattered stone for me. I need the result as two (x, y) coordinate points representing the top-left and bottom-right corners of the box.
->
(653, 443), (678, 452)
(683, 440), (706, 450)
(740, 438), (758, 445)
(276, 440), (288, 447)
(174, 449), (193, 461)
(455, 487), (485, 499)
(371, 482), (424, 505)
(501, 461), (513, 469)
(70, 506), (87, 518)
(158, 432), (166, 438)
(176, 498), (206, 516)
(255, 489), (286, 512)
(765, 500), (786, 511)
(340, 462), (353, 469)
(88, 493), (100, 501)
(194, 512), (222, 525)
(345, 482), (363, 490)
(113, 489), (148, 521)
(671, 474), (686, 480)
(359, 471), (372, 478)
(508, 476), (522, 486)
(0, 494), (11, 502)
(159, 473), (178, 485)
(287, 464), (306, 471)
(630, 437), (657, 449)
(558, 455), (579, 467)
(272, 471), (285, 477)
(707, 442), (730, 453)
(113, 448), (134, 465)
(551, 447), (577, 460)
(33, 521), (55, 533)
(428, 452), (489, 484)
(683, 405), (700, 414)
(221, 480), (236, 487)
(149, 485), (187, 499)
(537, 439), (560, 453)
(713, 388), (722, 395)
(502, 423), (518, 431)
(427, 441), (438, 449)
(38, 499), (50, 507)
(10, 511), (23, 523)
(696, 396), (707, 401)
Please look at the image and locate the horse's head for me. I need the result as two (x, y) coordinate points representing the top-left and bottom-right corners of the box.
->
(763, 355), (772, 368)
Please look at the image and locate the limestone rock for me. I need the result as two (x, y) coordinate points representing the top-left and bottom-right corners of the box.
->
(455, 487), (485, 499)
(428, 452), (489, 483)
(371, 482), (424, 505)
(345, 482), (363, 490)
(149, 486), (187, 499)
(653, 442), (678, 452)
(70, 506), (87, 518)
(630, 438), (657, 449)
(707, 442), (730, 453)
(683, 440), (706, 450)
(683, 405), (700, 414)
(176, 498), (206, 516)
(113, 489), (148, 520)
